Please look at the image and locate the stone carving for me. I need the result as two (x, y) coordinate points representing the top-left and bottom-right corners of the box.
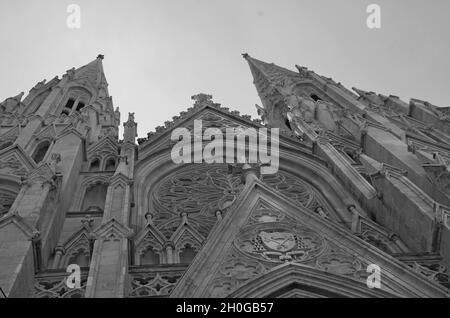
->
(248, 201), (285, 225)
(316, 253), (363, 276)
(235, 222), (325, 263)
(186, 111), (249, 131)
(0, 92), (24, 113)
(128, 269), (185, 298)
(205, 198), (370, 297)
(192, 93), (213, 107)
(210, 248), (267, 298)
(261, 172), (328, 214)
(410, 262), (450, 289)
(34, 271), (87, 298)
(135, 232), (164, 263)
(153, 164), (243, 239)
(358, 222), (400, 254)
(153, 164), (330, 240)
(61, 233), (92, 268)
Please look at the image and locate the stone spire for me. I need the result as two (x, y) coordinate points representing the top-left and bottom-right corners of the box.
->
(242, 54), (296, 129)
(69, 54), (109, 94)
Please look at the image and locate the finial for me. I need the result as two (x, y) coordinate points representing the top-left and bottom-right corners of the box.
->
(97, 54), (104, 60)
(191, 93), (213, 106)
(145, 212), (154, 225)
(242, 53), (249, 58)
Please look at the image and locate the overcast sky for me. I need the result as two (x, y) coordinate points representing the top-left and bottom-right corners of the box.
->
(0, 0), (449, 138)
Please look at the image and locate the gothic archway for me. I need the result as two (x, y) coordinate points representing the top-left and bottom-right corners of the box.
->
(148, 163), (335, 240)
(228, 263), (399, 298)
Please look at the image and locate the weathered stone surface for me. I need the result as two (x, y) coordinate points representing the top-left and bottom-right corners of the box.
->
(1, 55), (449, 298)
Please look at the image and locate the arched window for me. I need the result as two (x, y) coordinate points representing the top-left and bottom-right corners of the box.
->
(32, 140), (51, 164)
(89, 159), (100, 172)
(76, 102), (86, 112)
(63, 98), (76, 114)
(141, 247), (160, 265)
(81, 183), (107, 212)
(104, 158), (116, 171)
(68, 249), (90, 268)
(179, 244), (197, 264)
(0, 141), (13, 151)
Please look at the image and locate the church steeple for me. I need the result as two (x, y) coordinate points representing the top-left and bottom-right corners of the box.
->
(242, 53), (295, 130)
(68, 54), (109, 95)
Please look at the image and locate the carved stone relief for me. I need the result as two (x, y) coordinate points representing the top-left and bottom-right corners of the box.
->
(152, 164), (331, 240)
(206, 200), (367, 297)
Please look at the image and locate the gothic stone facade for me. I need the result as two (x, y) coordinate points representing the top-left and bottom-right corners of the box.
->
(0, 54), (449, 298)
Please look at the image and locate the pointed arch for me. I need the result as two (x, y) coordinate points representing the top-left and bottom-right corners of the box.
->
(59, 228), (92, 269)
(71, 175), (110, 212)
(170, 180), (447, 298)
(104, 157), (117, 171)
(81, 182), (108, 212)
(32, 140), (51, 164)
(134, 223), (166, 265)
(170, 221), (204, 264)
(228, 263), (399, 298)
(89, 158), (101, 172)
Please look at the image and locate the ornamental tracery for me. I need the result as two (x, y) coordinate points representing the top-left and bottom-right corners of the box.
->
(152, 164), (332, 239)
(135, 232), (164, 265)
(235, 222), (325, 263)
(207, 200), (368, 297)
(128, 267), (186, 298)
(34, 271), (88, 298)
(153, 164), (243, 239)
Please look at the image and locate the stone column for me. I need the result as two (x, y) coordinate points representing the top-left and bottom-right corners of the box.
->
(51, 245), (65, 269)
(165, 244), (174, 264)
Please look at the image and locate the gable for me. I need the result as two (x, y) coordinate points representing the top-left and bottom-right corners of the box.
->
(87, 136), (119, 161)
(170, 179), (447, 298)
(138, 104), (309, 164)
(138, 106), (261, 157)
(0, 145), (36, 177)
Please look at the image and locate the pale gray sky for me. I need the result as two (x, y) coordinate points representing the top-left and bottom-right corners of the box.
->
(0, 0), (449, 138)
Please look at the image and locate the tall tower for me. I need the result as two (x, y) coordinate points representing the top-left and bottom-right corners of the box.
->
(243, 54), (450, 274)
(0, 55), (124, 297)
(1, 54), (449, 298)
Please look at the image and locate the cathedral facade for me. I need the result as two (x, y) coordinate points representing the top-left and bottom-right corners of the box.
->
(0, 54), (449, 298)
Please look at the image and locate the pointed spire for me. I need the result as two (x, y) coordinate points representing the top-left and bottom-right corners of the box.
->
(71, 54), (108, 91)
(243, 54), (299, 83)
(243, 54), (294, 129)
